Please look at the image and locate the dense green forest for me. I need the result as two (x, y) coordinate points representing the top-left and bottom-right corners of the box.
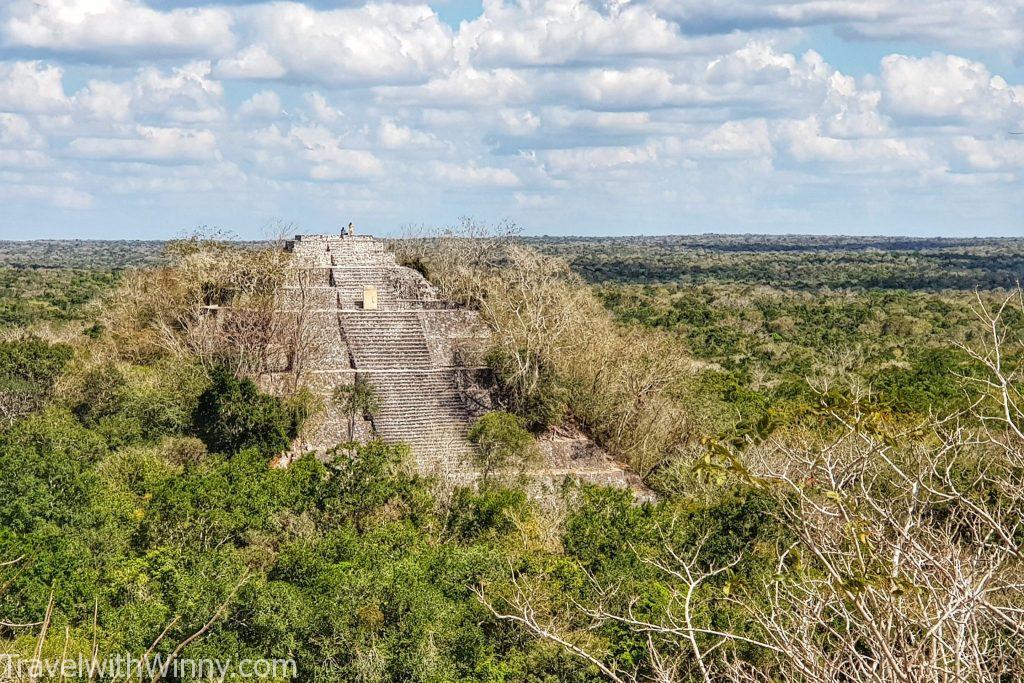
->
(528, 234), (1024, 290)
(0, 233), (1021, 681)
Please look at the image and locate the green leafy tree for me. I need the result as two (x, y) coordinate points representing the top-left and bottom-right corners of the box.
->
(486, 348), (566, 430)
(332, 375), (382, 441)
(192, 366), (301, 457)
(468, 411), (535, 482)
(0, 337), (72, 427)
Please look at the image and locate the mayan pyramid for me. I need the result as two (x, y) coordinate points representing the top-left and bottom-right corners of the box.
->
(260, 232), (649, 493)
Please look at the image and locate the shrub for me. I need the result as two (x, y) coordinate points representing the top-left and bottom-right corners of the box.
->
(332, 375), (381, 441)
(0, 336), (72, 427)
(468, 411), (535, 481)
(192, 366), (301, 457)
(70, 358), (209, 446)
(486, 348), (565, 431)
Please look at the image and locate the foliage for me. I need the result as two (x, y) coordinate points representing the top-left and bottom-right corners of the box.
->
(0, 268), (118, 329)
(100, 234), (291, 376)
(68, 357), (210, 447)
(468, 411), (535, 480)
(332, 374), (382, 441)
(485, 348), (565, 430)
(1, 233), (1023, 682)
(0, 336), (72, 426)
(531, 234), (1024, 291)
(192, 366), (305, 457)
(394, 224), (698, 476)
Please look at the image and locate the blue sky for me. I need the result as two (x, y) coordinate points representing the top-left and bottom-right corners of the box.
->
(0, 0), (1022, 239)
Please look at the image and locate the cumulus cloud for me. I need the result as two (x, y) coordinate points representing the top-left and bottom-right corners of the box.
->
(455, 0), (702, 67)
(379, 120), (440, 149)
(2, 0), (234, 57)
(0, 149), (53, 169)
(304, 92), (342, 125)
(72, 61), (223, 124)
(73, 79), (133, 122)
(238, 89), (282, 119)
(376, 67), (532, 107)
(880, 53), (1024, 127)
(679, 119), (774, 159)
(541, 145), (659, 175)
(249, 123), (384, 180)
(215, 3), (453, 86)
(432, 161), (520, 186)
(952, 136), (1024, 171)
(0, 61), (68, 113)
(68, 125), (220, 163)
(212, 44), (285, 80)
(0, 113), (45, 148)
(780, 117), (931, 170)
(652, 0), (1024, 53)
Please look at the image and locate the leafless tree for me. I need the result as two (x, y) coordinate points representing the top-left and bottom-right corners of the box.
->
(390, 220), (698, 476)
(476, 289), (1024, 682)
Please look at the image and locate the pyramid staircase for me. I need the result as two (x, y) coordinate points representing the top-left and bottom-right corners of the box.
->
(363, 370), (476, 467)
(339, 311), (432, 369)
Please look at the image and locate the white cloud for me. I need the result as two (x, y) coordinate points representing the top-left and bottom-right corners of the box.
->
(820, 72), (888, 138)
(837, 1), (1024, 53)
(68, 125), (220, 163)
(683, 119), (774, 158)
(952, 136), (1024, 171)
(73, 79), (133, 121)
(376, 67), (532, 107)
(379, 120), (439, 149)
(2, 0), (234, 57)
(561, 67), (682, 109)
(304, 92), (341, 125)
(432, 161), (520, 186)
(651, 1), (1024, 54)
(249, 123), (384, 180)
(0, 113), (45, 148)
(456, 0), (724, 68)
(216, 3), (453, 86)
(880, 53), (1024, 126)
(104, 160), (245, 194)
(0, 61), (68, 113)
(212, 44), (285, 80)
(71, 61), (224, 125)
(0, 149), (53, 169)
(238, 89), (282, 119)
(781, 117), (931, 170)
(136, 61), (224, 122)
(541, 145), (659, 175)
(497, 108), (540, 135)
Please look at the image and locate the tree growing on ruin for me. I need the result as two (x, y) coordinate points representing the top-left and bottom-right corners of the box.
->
(99, 229), (293, 381)
(468, 411), (535, 482)
(333, 375), (382, 442)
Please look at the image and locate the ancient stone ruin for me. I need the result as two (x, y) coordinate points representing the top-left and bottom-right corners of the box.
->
(260, 233), (647, 493)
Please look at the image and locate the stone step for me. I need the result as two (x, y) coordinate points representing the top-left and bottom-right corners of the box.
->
(360, 370), (476, 460)
(339, 311), (433, 370)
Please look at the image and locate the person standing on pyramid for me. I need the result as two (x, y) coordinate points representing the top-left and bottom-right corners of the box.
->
(348, 222), (356, 236)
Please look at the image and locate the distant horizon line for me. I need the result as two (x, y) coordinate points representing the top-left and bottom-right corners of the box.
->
(1, 232), (1023, 243)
